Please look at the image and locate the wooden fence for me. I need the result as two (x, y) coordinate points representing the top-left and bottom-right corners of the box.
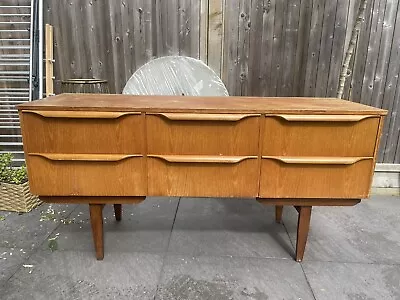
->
(3, 0), (399, 164)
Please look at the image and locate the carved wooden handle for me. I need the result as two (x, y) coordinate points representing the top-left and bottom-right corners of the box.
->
(262, 156), (372, 165)
(151, 113), (260, 122)
(148, 155), (257, 164)
(23, 110), (140, 119)
(273, 115), (376, 122)
(29, 153), (142, 162)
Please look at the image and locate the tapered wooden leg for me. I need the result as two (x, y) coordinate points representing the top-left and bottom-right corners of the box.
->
(296, 206), (312, 262)
(275, 205), (283, 223)
(89, 204), (104, 260)
(114, 204), (122, 221)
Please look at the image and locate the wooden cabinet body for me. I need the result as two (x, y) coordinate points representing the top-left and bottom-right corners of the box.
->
(18, 94), (387, 261)
(18, 94), (386, 200)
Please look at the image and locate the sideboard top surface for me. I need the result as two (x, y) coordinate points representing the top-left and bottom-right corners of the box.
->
(17, 94), (387, 115)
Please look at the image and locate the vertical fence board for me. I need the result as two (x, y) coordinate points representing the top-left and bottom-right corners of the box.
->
(293, 0), (312, 96)
(208, 0), (224, 76)
(259, 0), (276, 96)
(222, 0), (240, 95)
(303, 0), (325, 96)
(359, 0), (386, 104)
(280, 0), (301, 96)
(326, 0), (350, 97)
(381, 1), (400, 162)
(315, 0), (337, 97)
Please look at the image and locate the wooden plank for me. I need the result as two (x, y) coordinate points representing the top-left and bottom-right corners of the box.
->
(121, 0), (133, 83)
(259, 0), (276, 96)
(236, 0), (251, 96)
(248, 0), (264, 96)
(349, 0), (375, 101)
(279, 0), (301, 96)
(132, 0), (147, 71)
(45, 24), (53, 97)
(222, 0), (240, 95)
(371, 0), (398, 108)
(342, 0), (359, 100)
(381, 1), (400, 163)
(315, 0), (338, 97)
(303, 0), (325, 96)
(270, 0), (285, 96)
(178, 0), (200, 57)
(293, 0), (312, 96)
(326, 0), (350, 97)
(200, 0), (209, 62)
(190, 0), (201, 58)
(208, 0), (224, 76)
(387, 72), (400, 163)
(359, 0), (386, 105)
(142, 0), (153, 62)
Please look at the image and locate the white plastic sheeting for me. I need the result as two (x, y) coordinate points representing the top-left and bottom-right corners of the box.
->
(122, 56), (229, 96)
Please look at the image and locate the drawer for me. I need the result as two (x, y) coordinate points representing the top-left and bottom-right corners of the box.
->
(26, 154), (146, 196)
(259, 157), (374, 198)
(263, 115), (380, 156)
(147, 155), (259, 197)
(20, 110), (144, 154)
(147, 113), (260, 155)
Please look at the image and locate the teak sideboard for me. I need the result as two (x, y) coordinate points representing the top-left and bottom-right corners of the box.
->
(17, 94), (387, 261)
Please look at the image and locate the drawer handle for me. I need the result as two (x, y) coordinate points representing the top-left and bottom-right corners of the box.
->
(273, 115), (376, 122)
(262, 156), (372, 165)
(149, 155), (257, 164)
(23, 110), (140, 119)
(151, 113), (260, 122)
(29, 153), (142, 162)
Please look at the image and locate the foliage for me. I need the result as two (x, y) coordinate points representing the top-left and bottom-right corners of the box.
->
(0, 153), (28, 184)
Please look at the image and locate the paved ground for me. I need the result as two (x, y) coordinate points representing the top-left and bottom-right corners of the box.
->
(0, 195), (399, 299)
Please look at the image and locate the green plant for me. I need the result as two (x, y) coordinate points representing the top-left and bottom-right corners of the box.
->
(0, 153), (28, 184)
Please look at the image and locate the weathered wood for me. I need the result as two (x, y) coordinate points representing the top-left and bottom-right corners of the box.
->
(315, 0), (337, 97)
(326, 0), (350, 97)
(381, 2), (400, 162)
(259, 0), (276, 96)
(222, 0), (240, 95)
(350, 0), (375, 102)
(207, 0), (224, 75)
(279, 0), (301, 96)
(293, 0), (312, 96)
(303, 0), (325, 96)
(270, 0), (285, 96)
(359, 0), (385, 104)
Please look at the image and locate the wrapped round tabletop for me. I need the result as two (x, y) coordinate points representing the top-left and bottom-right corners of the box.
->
(122, 56), (229, 96)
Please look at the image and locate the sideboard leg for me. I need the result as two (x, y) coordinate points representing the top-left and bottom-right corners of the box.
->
(295, 206), (312, 262)
(114, 204), (122, 221)
(89, 204), (104, 260)
(275, 205), (283, 223)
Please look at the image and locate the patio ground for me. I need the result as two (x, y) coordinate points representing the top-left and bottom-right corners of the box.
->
(0, 195), (399, 299)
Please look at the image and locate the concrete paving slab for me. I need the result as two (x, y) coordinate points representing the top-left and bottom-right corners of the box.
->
(283, 196), (400, 263)
(0, 203), (77, 250)
(0, 247), (31, 286)
(1, 250), (164, 300)
(156, 255), (315, 300)
(41, 197), (179, 254)
(303, 261), (400, 300)
(168, 198), (294, 259)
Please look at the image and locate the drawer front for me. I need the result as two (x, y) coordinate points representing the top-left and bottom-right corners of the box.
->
(263, 115), (379, 156)
(148, 155), (259, 197)
(26, 154), (146, 196)
(147, 113), (260, 155)
(21, 111), (144, 154)
(259, 157), (374, 198)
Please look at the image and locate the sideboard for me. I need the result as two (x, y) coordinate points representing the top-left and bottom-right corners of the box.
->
(17, 94), (387, 261)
